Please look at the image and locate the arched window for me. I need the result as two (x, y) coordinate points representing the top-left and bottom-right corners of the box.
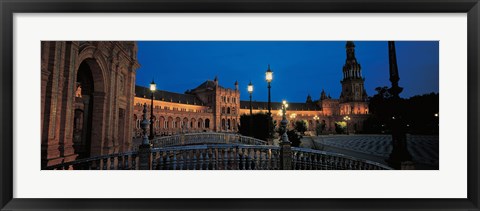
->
(205, 119), (210, 128)
(227, 107), (230, 114)
(190, 118), (195, 128)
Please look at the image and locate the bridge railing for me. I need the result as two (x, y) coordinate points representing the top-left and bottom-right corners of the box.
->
(151, 144), (280, 170)
(291, 147), (392, 170)
(45, 131), (393, 170)
(45, 143), (393, 170)
(146, 133), (267, 148)
(45, 151), (138, 170)
(146, 144), (392, 170)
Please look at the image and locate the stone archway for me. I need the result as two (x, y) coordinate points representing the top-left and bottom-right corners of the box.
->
(73, 59), (107, 159)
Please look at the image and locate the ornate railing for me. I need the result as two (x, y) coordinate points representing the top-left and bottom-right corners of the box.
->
(45, 151), (138, 170)
(291, 147), (392, 170)
(151, 144), (279, 170)
(145, 133), (267, 148)
(147, 144), (392, 170)
(46, 144), (392, 170)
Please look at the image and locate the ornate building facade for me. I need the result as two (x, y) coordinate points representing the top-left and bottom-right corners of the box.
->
(132, 41), (370, 138)
(41, 41), (140, 167)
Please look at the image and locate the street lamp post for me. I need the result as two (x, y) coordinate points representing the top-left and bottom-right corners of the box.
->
(265, 65), (273, 142)
(149, 80), (156, 140)
(343, 115), (351, 135)
(248, 81), (254, 137)
(386, 41), (413, 169)
(266, 65), (273, 115)
(248, 81), (253, 115)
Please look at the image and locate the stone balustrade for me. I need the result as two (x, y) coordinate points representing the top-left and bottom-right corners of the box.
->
(147, 144), (392, 170)
(151, 144), (280, 170)
(291, 147), (392, 170)
(141, 132), (267, 148)
(47, 134), (393, 170)
(45, 151), (138, 170)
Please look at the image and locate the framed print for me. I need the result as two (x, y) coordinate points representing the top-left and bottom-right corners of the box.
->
(1, 0), (479, 210)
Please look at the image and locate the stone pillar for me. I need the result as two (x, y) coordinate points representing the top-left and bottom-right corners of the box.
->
(279, 104), (292, 170)
(106, 58), (118, 153)
(280, 134), (292, 170)
(138, 103), (152, 170)
(59, 41), (79, 163)
(138, 144), (152, 170)
(90, 92), (106, 156)
(41, 41), (64, 168)
(123, 70), (136, 152)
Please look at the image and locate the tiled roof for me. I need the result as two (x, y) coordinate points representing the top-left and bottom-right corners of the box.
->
(192, 80), (215, 90)
(239, 101), (321, 111)
(191, 80), (225, 91)
(135, 86), (204, 105)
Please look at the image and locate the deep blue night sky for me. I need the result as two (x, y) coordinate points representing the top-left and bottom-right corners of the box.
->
(135, 41), (439, 103)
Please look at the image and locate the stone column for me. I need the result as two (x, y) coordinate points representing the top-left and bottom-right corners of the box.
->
(106, 57), (118, 153)
(59, 41), (79, 163)
(41, 41), (64, 168)
(138, 104), (152, 170)
(90, 92), (107, 156)
(280, 138), (292, 170)
(279, 104), (292, 170)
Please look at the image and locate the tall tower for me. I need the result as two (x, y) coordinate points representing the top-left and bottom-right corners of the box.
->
(338, 41), (369, 119)
(340, 41), (368, 103)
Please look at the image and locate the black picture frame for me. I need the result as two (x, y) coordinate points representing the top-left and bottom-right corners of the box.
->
(1, 0), (479, 210)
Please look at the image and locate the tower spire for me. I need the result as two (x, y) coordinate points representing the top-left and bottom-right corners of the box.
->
(321, 89), (327, 100)
(342, 41), (361, 80)
(339, 41), (367, 102)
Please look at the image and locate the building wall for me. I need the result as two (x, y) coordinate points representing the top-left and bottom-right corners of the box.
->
(41, 41), (139, 168)
(133, 76), (370, 136)
(216, 83), (240, 131)
(133, 97), (213, 137)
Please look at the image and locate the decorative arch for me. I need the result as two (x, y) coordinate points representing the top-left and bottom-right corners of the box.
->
(73, 57), (110, 158)
(76, 46), (109, 93)
(167, 117), (174, 130)
(183, 117), (189, 129)
(190, 118), (196, 129)
(205, 118), (210, 128)
(175, 117), (181, 129)
(198, 118), (203, 129)
(159, 116), (165, 130)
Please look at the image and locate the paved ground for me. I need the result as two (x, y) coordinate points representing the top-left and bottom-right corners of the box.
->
(300, 134), (439, 170)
